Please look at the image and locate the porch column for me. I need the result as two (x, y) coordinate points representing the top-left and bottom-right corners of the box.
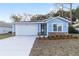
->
(38, 23), (39, 36)
(38, 23), (40, 36)
(47, 23), (48, 36)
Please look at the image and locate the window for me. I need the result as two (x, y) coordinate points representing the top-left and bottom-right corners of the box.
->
(58, 26), (62, 31)
(53, 24), (57, 31)
(53, 24), (62, 32)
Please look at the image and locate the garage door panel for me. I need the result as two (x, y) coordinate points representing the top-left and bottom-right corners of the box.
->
(15, 24), (38, 35)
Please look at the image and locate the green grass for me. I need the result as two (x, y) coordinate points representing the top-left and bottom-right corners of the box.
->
(0, 33), (12, 39)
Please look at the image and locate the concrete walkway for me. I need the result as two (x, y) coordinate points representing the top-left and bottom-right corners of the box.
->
(0, 36), (36, 56)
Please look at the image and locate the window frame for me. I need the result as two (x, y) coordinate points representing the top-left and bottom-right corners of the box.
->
(53, 24), (57, 32)
(53, 24), (63, 32)
(58, 25), (62, 32)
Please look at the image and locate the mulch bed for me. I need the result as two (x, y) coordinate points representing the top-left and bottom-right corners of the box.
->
(29, 35), (79, 56)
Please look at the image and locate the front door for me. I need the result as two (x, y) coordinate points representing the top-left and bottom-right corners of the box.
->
(41, 23), (47, 35)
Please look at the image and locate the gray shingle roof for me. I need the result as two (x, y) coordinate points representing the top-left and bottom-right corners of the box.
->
(14, 16), (71, 24)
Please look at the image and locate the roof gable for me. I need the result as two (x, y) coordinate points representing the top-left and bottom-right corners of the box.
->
(43, 16), (71, 23)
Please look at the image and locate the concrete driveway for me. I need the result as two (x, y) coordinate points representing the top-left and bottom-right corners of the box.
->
(0, 36), (36, 56)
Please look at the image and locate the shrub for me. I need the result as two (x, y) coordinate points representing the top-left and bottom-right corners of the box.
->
(68, 25), (79, 34)
(8, 31), (12, 33)
(74, 36), (78, 39)
(48, 36), (54, 40)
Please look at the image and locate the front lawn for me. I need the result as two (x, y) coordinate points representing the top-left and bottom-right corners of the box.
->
(30, 34), (79, 56)
(0, 33), (12, 39)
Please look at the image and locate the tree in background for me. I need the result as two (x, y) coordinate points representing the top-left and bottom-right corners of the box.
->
(22, 13), (32, 21)
(10, 3), (79, 24)
(75, 6), (79, 19)
(54, 3), (64, 17)
(31, 14), (47, 21)
(10, 14), (22, 22)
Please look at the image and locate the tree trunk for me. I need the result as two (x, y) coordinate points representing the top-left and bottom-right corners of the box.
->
(61, 3), (63, 17)
(70, 3), (72, 23)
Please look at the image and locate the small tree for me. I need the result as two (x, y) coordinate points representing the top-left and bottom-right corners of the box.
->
(68, 25), (79, 34)
(10, 14), (22, 22)
(10, 14), (22, 35)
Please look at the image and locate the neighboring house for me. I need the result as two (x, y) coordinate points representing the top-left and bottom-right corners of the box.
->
(0, 22), (12, 34)
(13, 16), (71, 36)
(72, 18), (79, 24)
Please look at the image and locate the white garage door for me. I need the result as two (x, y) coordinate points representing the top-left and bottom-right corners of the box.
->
(15, 24), (38, 35)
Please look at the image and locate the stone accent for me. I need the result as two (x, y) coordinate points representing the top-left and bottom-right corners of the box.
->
(48, 32), (68, 36)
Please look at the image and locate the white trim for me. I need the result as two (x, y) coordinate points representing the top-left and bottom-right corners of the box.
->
(57, 25), (63, 32)
(67, 23), (69, 34)
(47, 23), (48, 36)
(15, 21), (47, 25)
(45, 16), (71, 23)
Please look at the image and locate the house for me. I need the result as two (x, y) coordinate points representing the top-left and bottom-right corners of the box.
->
(13, 16), (71, 36)
(0, 22), (12, 34)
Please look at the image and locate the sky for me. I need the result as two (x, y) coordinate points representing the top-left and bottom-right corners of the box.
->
(0, 3), (79, 23)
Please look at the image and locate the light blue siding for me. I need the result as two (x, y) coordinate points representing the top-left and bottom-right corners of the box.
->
(38, 18), (69, 36)
(12, 24), (15, 32)
(47, 18), (68, 33)
(38, 23), (41, 33)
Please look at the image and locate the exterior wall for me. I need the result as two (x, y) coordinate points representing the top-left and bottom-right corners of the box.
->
(14, 17), (69, 36)
(0, 27), (12, 34)
(12, 24), (15, 33)
(44, 23), (47, 35)
(47, 18), (69, 33)
(12, 24), (15, 35)
(38, 23), (41, 33)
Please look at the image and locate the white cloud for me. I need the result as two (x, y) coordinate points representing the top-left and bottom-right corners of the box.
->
(49, 8), (59, 13)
